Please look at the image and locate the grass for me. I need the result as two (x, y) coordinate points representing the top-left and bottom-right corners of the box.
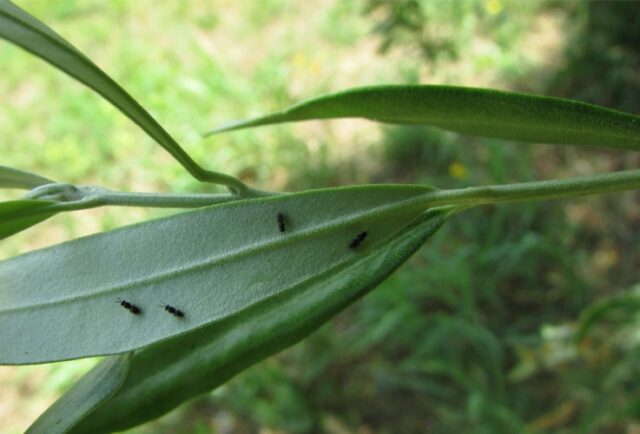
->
(2, 0), (640, 433)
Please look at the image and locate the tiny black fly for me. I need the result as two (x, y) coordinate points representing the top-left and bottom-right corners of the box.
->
(277, 212), (286, 235)
(160, 303), (185, 318)
(116, 298), (141, 314)
(349, 231), (368, 249)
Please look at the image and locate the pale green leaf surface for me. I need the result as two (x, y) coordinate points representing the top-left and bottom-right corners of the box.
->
(26, 354), (131, 434)
(0, 1), (204, 181)
(209, 85), (640, 151)
(0, 185), (436, 364)
(69, 208), (449, 434)
(0, 199), (56, 240)
(0, 165), (53, 189)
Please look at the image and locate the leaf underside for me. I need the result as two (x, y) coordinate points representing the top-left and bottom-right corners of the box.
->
(0, 165), (53, 190)
(67, 208), (449, 433)
(0, 185), (436, 365)
(209, 85), (640, 151)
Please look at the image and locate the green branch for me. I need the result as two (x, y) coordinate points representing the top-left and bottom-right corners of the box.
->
(17, 169), (640, 224)
(420, 169), (640, 208)
(32, 187), (243, 215)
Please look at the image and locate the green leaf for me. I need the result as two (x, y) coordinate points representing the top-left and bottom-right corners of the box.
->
(0, 185), (437, 365)
(576, 292), (640, 342)
(0, 1), (232, 188)
(26, 354), (131, 434)
(69, 208), (449, 434)
(0, 199), (57, 240)
(0, 165), (53, 189)
(208, 85), (640, 151)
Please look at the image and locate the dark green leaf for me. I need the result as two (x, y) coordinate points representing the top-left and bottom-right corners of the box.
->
(0, 165), (53, 190)
(208, 85), (640, 151)
(26, 354), (131, 434)
(0, 185), (437, 364)
(0, 199), (56, 240)
(576, 293), (640, 342)
(69, 208), (449, 433)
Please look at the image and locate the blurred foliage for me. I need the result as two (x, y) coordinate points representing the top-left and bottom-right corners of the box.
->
(363, 0), (548, 72)
(548, 0), (640, 113)
(2, 0), (640, 433)
(364, 0), (458, 62)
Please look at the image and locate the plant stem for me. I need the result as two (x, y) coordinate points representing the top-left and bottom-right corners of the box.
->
(25, 169), (640, 217)
(420, 169), (640, 207)
(190, 168), (275, 197)
(192, 167), (251, 196)
(44, 190), (242, 214)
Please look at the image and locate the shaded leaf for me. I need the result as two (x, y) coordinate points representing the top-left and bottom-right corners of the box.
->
(0, 199), (57, 240)
(0, 165), (53, 190)
(576, 292), (640, 342)
(70, 208), (449, 433)
(26, 354), (131, 434)
(0, 185), (437, 364)
(208, 85), (640, 151)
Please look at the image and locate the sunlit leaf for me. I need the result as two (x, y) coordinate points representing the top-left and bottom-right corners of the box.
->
(208, 85), (640, 151)
(0, 199), (56, 240)
(0, 165), (53, 190)
(0, 0), (209, 183)
(26, 354), (131, 434)
(0, 185), (439, 364)
(68, 208), (449, 433)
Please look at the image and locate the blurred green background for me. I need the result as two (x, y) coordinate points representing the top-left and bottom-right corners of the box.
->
(1, 0), (640, 433)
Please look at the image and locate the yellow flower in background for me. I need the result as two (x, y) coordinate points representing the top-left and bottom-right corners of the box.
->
(291, 52), (307, 68)
(449, 162), (468, 180)
(486, 0), (504, 15)
(291, 52), (322, 76)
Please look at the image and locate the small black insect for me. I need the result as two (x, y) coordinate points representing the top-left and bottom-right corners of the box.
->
(116, 298), (141, 314)
(277, 212), (286, 235)
(160, 303), (185, 318)
(349, 231), (368, 249)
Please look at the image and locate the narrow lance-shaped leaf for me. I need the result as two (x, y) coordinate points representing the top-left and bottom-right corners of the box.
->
(0, 184), (437, 365)
(0, 0), (217, 184)
(208, 85), (640, 151)
(26, 354), (131, 434)
(63, 209), (449, 434)
(0, 199), (57, 240)
(0, 165), (53, 189)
